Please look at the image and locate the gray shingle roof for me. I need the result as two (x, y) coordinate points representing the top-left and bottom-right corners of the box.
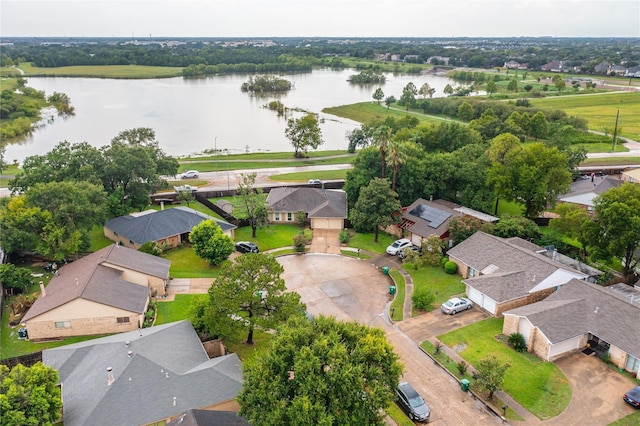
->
(166, 409), (250, 426)
(266, 188), (347, 218)
(400, 198), (463, 238)
(43, 321), (243, 426)
(105, 207), (236, 245)
(505, 280), (640, 358)
(23, 245), (169, 321)
(559, 176), (623, 207)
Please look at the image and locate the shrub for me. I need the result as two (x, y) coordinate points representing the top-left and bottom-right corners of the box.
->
(457, 360), (468, 376)
(295, 210), (307, 228)
(412, 289), (436, 311)
(508, 332), (527, 352)
(293, 233), (308, 253)
(444, 261), (458, 274)
(440, 257), (449, 268)
(139, 241), (163, 256)
(434, 341), (443, 355)
(338, 229), (349, 244)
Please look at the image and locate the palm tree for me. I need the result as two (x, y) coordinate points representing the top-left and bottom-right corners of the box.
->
(386, 139), (407, 192)
(373, 125), (393, 178)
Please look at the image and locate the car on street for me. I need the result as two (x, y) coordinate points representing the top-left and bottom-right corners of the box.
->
(398, 244), (423, 259)
(441, 297), (473, 315)
(174, 185), (197, 192)
(235, 241), (259, 253)
(396, 381), (430, 422)
(623, 385), (640, 408)
(308, 179), (323, 185)
(386, 238), (412, 255)
(181, 170), (200, 179)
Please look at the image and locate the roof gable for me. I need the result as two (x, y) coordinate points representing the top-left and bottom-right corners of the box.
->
(267, 188), (347, 218)
(43, 321), (243, 426)
(105, 207), (236, 245)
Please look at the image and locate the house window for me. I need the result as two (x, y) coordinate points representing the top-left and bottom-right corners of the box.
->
(287, 212), (292, 221)
(626, 354), (640, 373)
(469, 267), (477, 278)
(116, 317), (130, 324)
(55, 321), (71, 329)
(275, 212), (280, 221)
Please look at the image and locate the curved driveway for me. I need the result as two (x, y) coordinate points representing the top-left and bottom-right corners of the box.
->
(278, 254), (502, 425)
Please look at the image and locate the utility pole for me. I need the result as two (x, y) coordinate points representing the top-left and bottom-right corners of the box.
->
(611, 109), (619, 152)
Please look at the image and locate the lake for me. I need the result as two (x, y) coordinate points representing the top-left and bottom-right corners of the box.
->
(5, 69), (457, 163)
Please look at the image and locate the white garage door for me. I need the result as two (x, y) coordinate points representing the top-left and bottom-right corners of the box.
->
(548, 335), (582, 359)
(467, 287), (496, 314)
(518, 318), (533, 348)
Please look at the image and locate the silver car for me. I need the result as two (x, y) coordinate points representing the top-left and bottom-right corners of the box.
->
(441, 297), (473, 315)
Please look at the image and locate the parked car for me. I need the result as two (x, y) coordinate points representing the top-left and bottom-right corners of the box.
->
(396, 381), (430, 422)
(235, 241), (259, 253)
(174, 185), (197, 192)
(441, 297), (473, 315)
(398, 244), (422, 259)
(386, 238), (412, 255)
(308, 179), (323, 185)
(181, 170), (200, 179)
(623, 385), (640, 408)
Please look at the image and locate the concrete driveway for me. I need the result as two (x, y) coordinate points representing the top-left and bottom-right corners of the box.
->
(278, 254), (503, 425)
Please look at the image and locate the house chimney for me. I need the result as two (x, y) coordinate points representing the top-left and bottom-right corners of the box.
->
(39, 281), (46, 297)
(107, 367), (115, 385)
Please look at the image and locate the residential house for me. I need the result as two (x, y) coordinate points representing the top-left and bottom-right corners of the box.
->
(625, 66), (640, 78)
(541, 61), (568, 72)
(610, 64), (628, 75)
(104, 206), (236, 250)
(266, 187), (347, 230)
(22, 244), (170, 340)
(621, 168), (640, 183)
(427, 56), (450, 65)
(504, 61), (527, 70)
(393, 199), (498, 247)
(558, 175), (623, 214)
(167, 409), (250, 426)
(43, 321), (244, 426)
(447, 232), (599, 316)
(503, 280), (640, 378)
(594, 61), (610, 74)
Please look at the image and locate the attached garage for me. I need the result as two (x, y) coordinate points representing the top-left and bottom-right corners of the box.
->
(467, 286), (497, 314)
(548, 335), (582, 360)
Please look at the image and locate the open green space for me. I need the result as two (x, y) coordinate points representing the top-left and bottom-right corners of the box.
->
(234, 224), (304, 252)
(530, 92), (640, 141)
(177, 155), (354, 173)
(17, 62), (184, 79)
(406, 266), (466, 313)
(156, 294), (206, 325)
(581, 157), (640, 166)
(438, 318), (572, 420)
(385, 402), (415, 426)
(323, 102), (445, 125)
(346, 230), (396, 254)
(389, 269), (405, 321)
(162, 244), (222, 278)
(269, 169), (349, 182)
(181, 150), (351, 162)
(609, 411), (640, 426)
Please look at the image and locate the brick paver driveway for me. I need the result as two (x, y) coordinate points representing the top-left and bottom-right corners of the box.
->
(278, 254), (503, 425)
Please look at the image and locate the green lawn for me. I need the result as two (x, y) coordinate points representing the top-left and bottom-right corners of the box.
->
(406, 266), (466, 313)
(610, 411), (640, 426)
(156, 294), (206, 325)
(211, 194), (268, 219)
(268, 169), (349, 182)
(178, 155), (354, 173)
(234, 224), (303, 251)
(18, 62), (184, 79)
(87, 225), (115, 252)
(581, 157), (640, 166)
(347, 230), (397, 254)
(323, 102), (448, 126)
(385, 402), (415, 426)
(181, 150), (351, 162)
(226, 330), (273, 361)
(162, 245), (222, 278)
(389, 269), (405, 321)
(438, 318), (571, 420)
(496, 199), (524, 217)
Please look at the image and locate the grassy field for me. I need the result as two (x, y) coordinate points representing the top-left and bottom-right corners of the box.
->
(406, 266), (466, 313)
(17, 62), (184, 79)
(269, 169), (349, 182)
(156, 294), (206, 325)
(346, 230), (397, 254)
(323, 102), (449, 125)
(162, 244), (222, 278)
(389, 269), (405, 321)
(609, 411), (640, 426)
(530, 92), (640, 141)
(182, 150), (352, 161)
(178, 155), (354, 173)
(438, 318), (572, 420)
(581, 156), (640, 166)
(233, 224), (304, 251)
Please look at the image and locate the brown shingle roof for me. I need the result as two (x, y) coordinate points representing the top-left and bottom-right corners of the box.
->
(400, 198), (462, 238)
(266, 188), (347, 219)
(23, 245), (169, 321)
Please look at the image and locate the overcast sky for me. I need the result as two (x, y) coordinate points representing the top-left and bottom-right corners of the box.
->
(1, 0), (639, 38)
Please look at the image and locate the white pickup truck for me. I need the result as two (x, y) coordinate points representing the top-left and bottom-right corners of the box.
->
(174, 185), (197, 192)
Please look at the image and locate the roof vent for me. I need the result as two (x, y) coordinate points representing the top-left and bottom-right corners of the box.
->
(107, 367), (115, 386)
(127, 351), (133, 358)
(594, 307), (599, 314)
(125, 340), (130, 347)
(173, 396), (177, 407)
(165, 372), (169, 378)
(75, 278), (79, 285)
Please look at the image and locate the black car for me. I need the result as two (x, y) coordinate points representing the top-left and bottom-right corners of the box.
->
(623, 385), (640, 408)
(396, 381), (430, 422)
(397, 245), (422, 260)
(235, 241), (259, 253)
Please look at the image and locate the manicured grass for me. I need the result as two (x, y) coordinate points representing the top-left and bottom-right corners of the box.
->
(581, 157), (640, 166)
(538, 226), (583, 249)
(211, 194), (268, 219)
(18, 62), (184, 79)
(385, 402), (415, 426)
(162, 244), (222, 278)
(234, 224), (303, 252)
(496, 199), (524, 217)
(226, 330), (273, 361)
(574, 142), (629, 153)
(340, 249), (371, 259)
(438, 318), (571, 420)
(323, 102), (443, 125)
(87, 225), (115, 252)
(610, 411), (640, 426)
(156, 294), (206, 325)
(406, 266), (465, 313)
(530, 92), (640, 141)
(166, 179), (209, 187)
(389, 269), (405, 321)
(268, 169), (349, 182)
(178, 156), (354, 172)
(182, 150), (351, 161)
(347, 230), (397, 254)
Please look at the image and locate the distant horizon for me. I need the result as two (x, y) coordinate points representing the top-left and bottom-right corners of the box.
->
(2, 35), (639, 40)
(2, 1), (639, 39)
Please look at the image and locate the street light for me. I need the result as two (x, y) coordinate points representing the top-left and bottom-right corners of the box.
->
(214, 136), (217, 154)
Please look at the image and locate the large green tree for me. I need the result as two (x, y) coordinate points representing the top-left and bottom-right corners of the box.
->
(193, 253), (304, 344)
(350, 178), (401, 242)
(584, 182), (640, 281)
(0, 362), (62, 426)
(488, 140), (571, 218)
(285, 114), (324, 158)
(0, 196), (51, 256)
(238, 315), (403, 426)
(474, 355), (510, 400)
(189, 219), (234, 266)
(237, 172), (268, 238)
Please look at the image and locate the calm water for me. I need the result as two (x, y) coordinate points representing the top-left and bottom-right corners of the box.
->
(6, 69), (457, 163)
